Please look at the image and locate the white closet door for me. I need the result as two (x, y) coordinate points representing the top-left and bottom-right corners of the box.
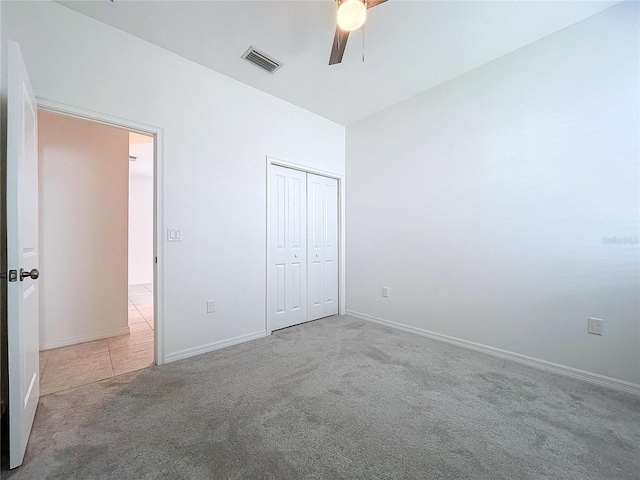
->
(307, 173), (339, 321)
(269, 165), (307, 330)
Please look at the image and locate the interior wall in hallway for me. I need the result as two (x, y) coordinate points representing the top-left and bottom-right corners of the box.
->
(38, 111), (130, 350)
(128, 135), (153, 286)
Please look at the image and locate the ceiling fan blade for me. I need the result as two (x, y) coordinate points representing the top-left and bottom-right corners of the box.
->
(367, 0), (388, 9)
(329, 26), (350, 65)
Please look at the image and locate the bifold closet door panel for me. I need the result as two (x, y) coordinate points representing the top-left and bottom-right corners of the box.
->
(307, 173), (339, 321)
(269, 165), (308, 330)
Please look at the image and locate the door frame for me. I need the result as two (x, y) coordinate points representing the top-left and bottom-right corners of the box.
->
(265, 156), (345, 334)
(35, 98), (166, 365)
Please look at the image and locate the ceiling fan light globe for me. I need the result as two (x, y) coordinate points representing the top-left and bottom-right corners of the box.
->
(337, 0), (367, 32)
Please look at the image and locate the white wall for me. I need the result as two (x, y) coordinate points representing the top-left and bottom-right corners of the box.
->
(128, 175), (153, 286)
(2, 1), (345, 361)
(38, 111), (129, 349)
(346, 2), (639, 386)
(128, 141), (153, 286)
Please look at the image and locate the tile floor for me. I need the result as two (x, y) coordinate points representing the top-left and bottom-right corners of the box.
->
(39, 283), (155, 396)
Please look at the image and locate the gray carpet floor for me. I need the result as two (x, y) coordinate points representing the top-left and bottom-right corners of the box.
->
(3, 315), (639, 479)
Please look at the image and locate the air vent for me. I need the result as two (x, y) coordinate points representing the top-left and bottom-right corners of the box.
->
(241, 46), (282, 74)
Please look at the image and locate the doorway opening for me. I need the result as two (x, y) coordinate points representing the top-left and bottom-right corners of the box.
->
(36, 111), (157, 395)
(126, 132), (155, 350)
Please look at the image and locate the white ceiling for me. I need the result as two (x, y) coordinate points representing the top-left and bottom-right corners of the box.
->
(58, 0), (618, 126)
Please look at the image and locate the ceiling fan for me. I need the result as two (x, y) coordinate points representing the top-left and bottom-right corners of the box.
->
(329, 0), (388, 65)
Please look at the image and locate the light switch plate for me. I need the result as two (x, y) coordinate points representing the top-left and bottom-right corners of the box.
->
(207, 300), (215, 314)
(167, 228), (182, 242)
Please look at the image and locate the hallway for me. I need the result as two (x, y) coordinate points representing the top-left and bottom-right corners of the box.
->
(38, 284), (154, 395)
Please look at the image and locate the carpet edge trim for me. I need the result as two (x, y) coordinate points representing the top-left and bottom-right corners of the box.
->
(164, 330), (267, 363)
(347, 310), (640, 396)
(40, 326), (131, 351)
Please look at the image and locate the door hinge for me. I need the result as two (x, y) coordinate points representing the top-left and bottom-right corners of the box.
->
(0, 270), (18, 282)
(155, 256), (158, 264)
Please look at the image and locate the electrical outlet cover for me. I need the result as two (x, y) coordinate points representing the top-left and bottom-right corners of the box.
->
(587, 317), (603, 336)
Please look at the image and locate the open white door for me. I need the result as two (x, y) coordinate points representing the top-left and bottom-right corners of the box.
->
(6, 40), (40, 469)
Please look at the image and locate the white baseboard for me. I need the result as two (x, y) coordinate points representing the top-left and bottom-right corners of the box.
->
(164, 330), (267, 363)
(347, 310), (640, 397)
(40, 326), (131, 351)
